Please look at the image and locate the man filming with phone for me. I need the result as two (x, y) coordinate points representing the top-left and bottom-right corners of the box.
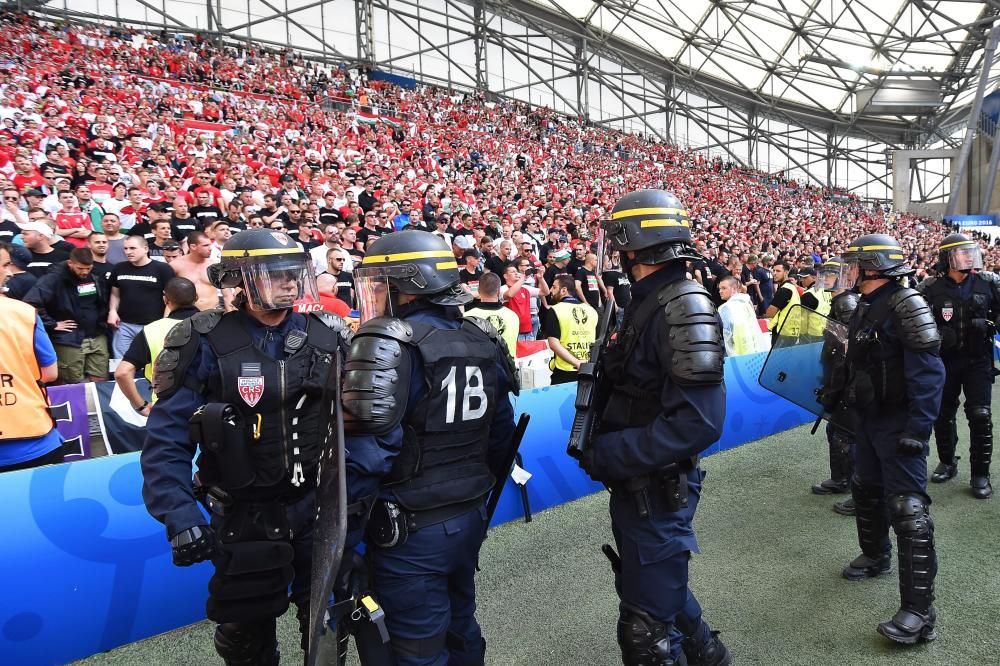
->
(502, 261), (548, 341)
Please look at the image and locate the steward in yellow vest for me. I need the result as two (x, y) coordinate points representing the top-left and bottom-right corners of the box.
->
(797, 268), (832, 338)
(464, 272), (520, 357)
(0, 245), (63, 472)
(542, 274), (598, 385)
(766, 261), (801, 337)
(113, 277), (199, 415)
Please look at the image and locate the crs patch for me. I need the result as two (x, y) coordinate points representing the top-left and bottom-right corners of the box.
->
(238, 376), (265, 407)
(941, 307), (953, 322)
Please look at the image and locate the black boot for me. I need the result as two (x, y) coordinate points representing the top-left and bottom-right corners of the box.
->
(811, 478), (849, 495)
(877, 494), (938, 645)
(815, 425), (853, 495)
(931, 416), (958, 483)
(967, 406), (993, 499)
(833, 497), (856, 516)
(842, 477), (892, 581)
(617, 603), (681, 666)
(676, 617), (731, 666)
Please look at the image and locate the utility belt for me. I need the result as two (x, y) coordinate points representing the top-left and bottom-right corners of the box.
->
(195, 480), (315, 519)
(366, 496), (485, 549)
(610, 457), (698, 518)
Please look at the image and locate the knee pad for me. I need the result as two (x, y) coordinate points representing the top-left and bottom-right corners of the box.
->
(617, 603), (676, 666)
(887, 494), (933, 537)
(850, 477), (883, 507)
(214, 621), (278, 666)
(966, 405), (992, 429)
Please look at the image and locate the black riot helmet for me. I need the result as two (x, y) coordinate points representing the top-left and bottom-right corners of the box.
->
(937, 233), (983, 273)
(354, 230), (469, 321)
(209, 229), (319, 311)
(842, 233), (913, 286)
(600, 189), (700, 269)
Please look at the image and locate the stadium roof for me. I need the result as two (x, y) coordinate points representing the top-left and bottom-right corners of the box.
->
(505, 0), (1000, 143)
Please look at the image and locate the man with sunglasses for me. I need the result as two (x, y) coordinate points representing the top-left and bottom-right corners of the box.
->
(919, 233), (1000, 499)
(142, 229), (354, 665)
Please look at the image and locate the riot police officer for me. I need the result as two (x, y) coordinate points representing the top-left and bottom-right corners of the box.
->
(582, 190), (730, 666)
(837, 234), (944, 645)
(341, 230), (517, 665)
(812, 257), (860, 516)
(919, 233), (1000, 499)
(140, 229), (352, 665)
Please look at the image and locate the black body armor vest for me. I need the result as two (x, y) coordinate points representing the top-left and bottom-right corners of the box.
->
(387, 320), (500, 511)
(845, 295), (907, 409)
(923, 274), (994, 356)
(197, 312), (342, 490)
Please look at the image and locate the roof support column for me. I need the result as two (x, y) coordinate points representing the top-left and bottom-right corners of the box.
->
(356, 0), (375, 66)
(575, 37), (589, 120)
(474, 0), (487, 89)
(947, 27), (999, 217)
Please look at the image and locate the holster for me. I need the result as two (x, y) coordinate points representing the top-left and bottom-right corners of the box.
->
(190, 403), (255, 490)
(617, 458), (695, 518)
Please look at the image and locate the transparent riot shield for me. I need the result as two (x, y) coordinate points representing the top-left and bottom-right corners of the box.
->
(757, 304), (850, 424)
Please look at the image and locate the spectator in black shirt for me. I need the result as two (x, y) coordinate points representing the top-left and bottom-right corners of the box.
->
(356, 212), (385, 248)
(318, 192), (343, 227)
(224, 201), (247, 231)
(87, 231), (114, 282)
(168, 198), (200, 243)
(543, 248), (573, 291)
(20, 221), (71, 277)
(189, 190), (223, 229)
(317, 247), (354, 307)
(358, 182), (378, 213)
(4, 245), (37, 300)
(574, 251), (605, 309)
(601, 250), (631, 312)
(567, 243), (587, 276)
(113, 276), (199, 416)
(108, 235), (175, 359)
(458, 249), (484, 299)
(148, 220), (177, 262)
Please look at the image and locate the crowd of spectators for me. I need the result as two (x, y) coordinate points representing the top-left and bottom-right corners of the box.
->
(0, 11), (994, 386)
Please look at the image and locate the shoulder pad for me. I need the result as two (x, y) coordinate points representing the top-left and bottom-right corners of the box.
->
(888, 287), (941, 353)
(311, 311), (353, 345)
(659, 280), (724, 385)
(343, 320), (411, 435)
(356, 316), (414, 344)
(191, 308), (224, 335)
(155, 319), (204, 401)
(463, 315), (499, 340)
(830, 292), (859, 324)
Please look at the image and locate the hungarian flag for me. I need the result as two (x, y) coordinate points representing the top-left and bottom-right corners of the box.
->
(381, 116), (403, 129)
(182, 119), (234, 137)
(356, 111), (379, 125)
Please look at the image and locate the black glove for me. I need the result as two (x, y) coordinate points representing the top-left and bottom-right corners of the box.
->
(579, 448), (609, 483)
(170, 525), (220, 567)
(897, 436), (926, 457)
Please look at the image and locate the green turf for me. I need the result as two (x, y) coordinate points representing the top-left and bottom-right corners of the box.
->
(76, 395), (1000, 665)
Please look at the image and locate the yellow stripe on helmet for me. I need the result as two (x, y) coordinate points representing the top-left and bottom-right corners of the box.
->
(362, 250), (455, 265)
(220, 247), (303, 257)
(611, 207), (687, 220)
(939, 240), (977, 250)
(846, 245), (902, 252)
(639, 218), (690, 228)
(435, 261), (459, 270)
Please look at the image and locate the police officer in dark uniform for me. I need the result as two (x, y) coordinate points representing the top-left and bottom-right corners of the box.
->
(813, 256), (860, 516)
(837, 234), (945, 645)
(582, 190), (730, 666)
(140, 229), (352, 665)
(919, 233), (1000, 499)
(341, 230), (517, 665)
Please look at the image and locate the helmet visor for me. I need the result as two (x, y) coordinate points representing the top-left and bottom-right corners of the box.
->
(241, 256), (318, 311)
(947, 244), (983, 272)
(839, 259), (861, 289)
(353, 268), (393, 323)
(820, 264), (844, 292)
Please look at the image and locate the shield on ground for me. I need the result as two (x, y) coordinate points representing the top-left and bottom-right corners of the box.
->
(306, 351), (348, 666)
(758, 304), (850, 424)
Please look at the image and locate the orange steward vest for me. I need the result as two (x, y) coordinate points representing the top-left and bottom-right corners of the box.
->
(0, 297), (54, 439)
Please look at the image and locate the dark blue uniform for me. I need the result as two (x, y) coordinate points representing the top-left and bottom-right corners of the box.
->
(142, 308), (356, 663)
(588, 262), (727, 664)
(344, 302), (515, 666)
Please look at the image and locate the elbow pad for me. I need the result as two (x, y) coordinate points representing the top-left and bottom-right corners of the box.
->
(889, 288), (941, 353)
(660, 281), (724, 385)
(342, 317), (412, 436)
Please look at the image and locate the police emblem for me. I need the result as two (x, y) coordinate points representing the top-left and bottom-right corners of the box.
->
(238, 376), (265, 407)
(942, 307), (953, 322)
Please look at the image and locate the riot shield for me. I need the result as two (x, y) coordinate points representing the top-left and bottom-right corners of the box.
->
(757, 304), (849, 423)
(306, 351), (348, 666)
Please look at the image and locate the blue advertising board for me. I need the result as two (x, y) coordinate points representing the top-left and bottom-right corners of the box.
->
(944, 214), (999, 228)
(0, 351), (812, 665)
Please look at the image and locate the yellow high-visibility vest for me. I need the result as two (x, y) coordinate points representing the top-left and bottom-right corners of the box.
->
(806, 287), (832, 337)
(142, 317), (181, 402)
(549, 300), (598, 372)
(465, 305), (521, 358)
(769, 282), (801, 335)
